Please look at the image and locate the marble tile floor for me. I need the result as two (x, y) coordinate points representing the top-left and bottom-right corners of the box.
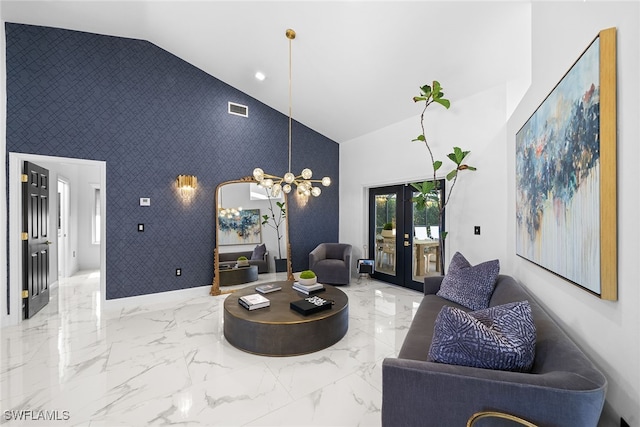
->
(0, 271), (424, 426)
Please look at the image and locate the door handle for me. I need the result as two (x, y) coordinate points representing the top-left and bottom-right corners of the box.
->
(404, 241), (410, 247)
(45, 241), (53, 245)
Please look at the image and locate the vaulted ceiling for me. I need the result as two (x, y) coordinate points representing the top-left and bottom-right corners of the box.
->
(1, 1), (531, 142)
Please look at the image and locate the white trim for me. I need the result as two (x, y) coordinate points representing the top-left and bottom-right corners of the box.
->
(0, 16), (7, 327)
(227, 101), (248, 118)
(103, 285), (214, 313)
(90, 183), (101, 245)
(5, 153), (107, 327)
(57, 177), (70, 278)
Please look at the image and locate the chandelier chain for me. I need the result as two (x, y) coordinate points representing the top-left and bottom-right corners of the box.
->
(251, 28), (331, 198)
(288, 32), (293, 173)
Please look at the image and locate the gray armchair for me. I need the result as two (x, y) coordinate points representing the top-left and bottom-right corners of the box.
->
(309, 243), (352, 285)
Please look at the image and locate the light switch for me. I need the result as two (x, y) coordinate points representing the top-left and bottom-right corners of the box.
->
(138, 224), (144, 232)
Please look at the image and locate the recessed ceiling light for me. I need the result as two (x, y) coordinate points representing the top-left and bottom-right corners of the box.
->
(255, 71), (266, 81)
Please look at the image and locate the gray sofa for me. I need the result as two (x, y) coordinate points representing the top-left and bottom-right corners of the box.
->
(382, 274), (607, 427)
(218, 249), (269, 273)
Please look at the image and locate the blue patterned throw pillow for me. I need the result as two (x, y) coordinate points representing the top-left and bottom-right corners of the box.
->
(428, 301), (536, 372)
(437, 252), (500, 310)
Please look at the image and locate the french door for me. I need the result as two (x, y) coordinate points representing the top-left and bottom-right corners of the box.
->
(368, 181), (445, 291)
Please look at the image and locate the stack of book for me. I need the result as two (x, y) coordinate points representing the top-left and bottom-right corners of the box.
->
(255, 283), (282, 294)
(290, 295), (333, 315)
(238, 293), (270, 311)
(292, 281), (325, 295)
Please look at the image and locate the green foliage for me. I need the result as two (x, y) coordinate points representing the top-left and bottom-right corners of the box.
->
(237, 256), (248, 261)
(411, 80), (477, 244)
(299, 270), (316, 279)
(412, 81), (451, 109)
(261, 196), (287, 259)
(411, 181), (440, 212)
(261, 201), (286, 225)
(383, 222), (394, 230)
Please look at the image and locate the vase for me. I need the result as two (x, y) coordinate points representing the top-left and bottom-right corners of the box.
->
(275, 258), (288, 273)
(299, 277), (317, 286)
(381, 229), (395, 238)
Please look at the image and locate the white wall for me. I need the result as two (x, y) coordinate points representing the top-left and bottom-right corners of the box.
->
(342, 2), (639, 425)
(506, 2), (639, 426)
(0, 5), (8, 324)
(57, 165), (80, 276)
(340, 83), (512, 272)
(76, 164), (101, 270)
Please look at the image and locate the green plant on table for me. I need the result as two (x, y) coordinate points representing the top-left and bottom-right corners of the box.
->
(299, 270), (316, 279)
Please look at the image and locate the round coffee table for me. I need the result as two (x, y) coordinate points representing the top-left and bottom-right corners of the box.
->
(219, 265), (258, 286)
(223, 281), (349, 356)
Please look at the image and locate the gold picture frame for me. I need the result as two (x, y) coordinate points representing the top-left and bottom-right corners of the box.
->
(516, 28), (617, 300)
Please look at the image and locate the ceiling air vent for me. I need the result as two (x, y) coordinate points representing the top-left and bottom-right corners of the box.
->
(228, 102), (248, 118)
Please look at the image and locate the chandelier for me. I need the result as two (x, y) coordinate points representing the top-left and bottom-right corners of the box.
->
(253, 28), (331, 198)
(219, 207), (242, 219)
(217, 187), (242, 218)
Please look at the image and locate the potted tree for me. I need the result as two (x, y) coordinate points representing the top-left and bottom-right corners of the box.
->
(411, 81), (476, 273)
(261, 194), (287, 272)
(381, 222), (395, 238)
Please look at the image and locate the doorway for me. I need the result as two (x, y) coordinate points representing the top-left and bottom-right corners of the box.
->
(368, 181), (445, 291)
(5, 153), (107, 326)
(57, 178), (70, 279)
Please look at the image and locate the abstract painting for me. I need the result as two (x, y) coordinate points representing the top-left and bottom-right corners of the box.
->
(218, 209), (262, 246)
(516, 28), (617, 300)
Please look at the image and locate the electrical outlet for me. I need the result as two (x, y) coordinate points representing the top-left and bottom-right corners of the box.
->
(176, 268), (182, 276)
(474, 226), (481, 235)
(138, 224), (144, 232)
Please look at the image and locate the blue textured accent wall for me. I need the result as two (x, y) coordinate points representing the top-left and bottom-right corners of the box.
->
(5, 23), (339, 299)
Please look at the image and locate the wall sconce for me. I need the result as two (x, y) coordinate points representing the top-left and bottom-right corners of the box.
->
(176, 175), (197, 203)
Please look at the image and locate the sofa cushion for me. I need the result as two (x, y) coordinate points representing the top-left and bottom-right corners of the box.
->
(428, 301), (536, 372)
(437, 252), (500, 310)
(251, 244), (266, 260)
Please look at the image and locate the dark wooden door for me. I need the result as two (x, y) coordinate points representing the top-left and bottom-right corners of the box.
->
(22, 161), (51, 319)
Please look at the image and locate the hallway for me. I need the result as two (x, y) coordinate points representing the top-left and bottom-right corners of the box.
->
(0, 271), (422, 426)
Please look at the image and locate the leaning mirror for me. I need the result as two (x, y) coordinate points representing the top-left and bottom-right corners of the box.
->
(210, 177), (293, 296)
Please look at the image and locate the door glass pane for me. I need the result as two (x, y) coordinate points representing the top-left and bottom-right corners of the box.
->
(374, 193), (396, 276)
(412, 186), (442, 282)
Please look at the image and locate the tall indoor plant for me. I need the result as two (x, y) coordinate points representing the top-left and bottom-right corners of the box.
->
(411, 81), (476, 273)
(261, 194), (287, 272)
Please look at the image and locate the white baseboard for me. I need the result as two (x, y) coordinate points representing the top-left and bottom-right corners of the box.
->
(102, 284), (215, 312)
